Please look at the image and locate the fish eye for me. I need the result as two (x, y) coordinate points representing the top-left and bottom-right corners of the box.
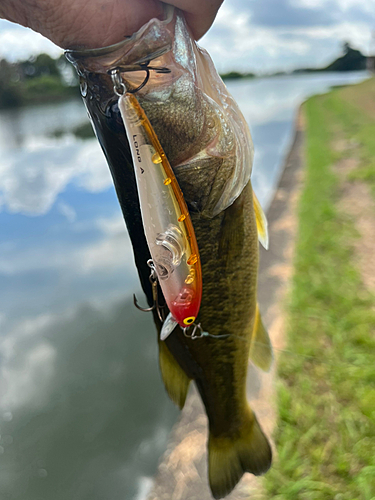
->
(183, 316), (195, 325)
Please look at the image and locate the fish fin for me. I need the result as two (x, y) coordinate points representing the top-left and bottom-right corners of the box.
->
(253, 191), (269, 250)
(208, 409), (272, 499)
(249, 304), (273, 372)
(218, 191), (245, 264)
(158, 340), (191, 409)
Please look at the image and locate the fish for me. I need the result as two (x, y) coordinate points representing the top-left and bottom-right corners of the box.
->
(66, 6), (273, 498)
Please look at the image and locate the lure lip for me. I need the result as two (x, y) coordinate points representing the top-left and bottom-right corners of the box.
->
(160, 312), (178, 341)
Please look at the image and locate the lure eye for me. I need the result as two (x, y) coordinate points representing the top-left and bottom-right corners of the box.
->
(183, 316), (195, 326)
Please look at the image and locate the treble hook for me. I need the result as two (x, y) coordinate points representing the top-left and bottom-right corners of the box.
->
(128, 66), (150, 94)
(133, 260), (165, 322)
(108, 61), (171, 95)
(133, 295), (154, 313)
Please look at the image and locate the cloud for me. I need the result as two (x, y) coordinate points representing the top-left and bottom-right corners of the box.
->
(0, 136), (112, 216)
(202, 1), (373, 73)
(0, 296), (177, 500)
(77, 228), (132, 275)
(57, 201), (77, 223)
(248, 0), (337, 27)
(0, 213), (131, 277)
(1, 341), (57, 411)
(0, 23), (62, 62)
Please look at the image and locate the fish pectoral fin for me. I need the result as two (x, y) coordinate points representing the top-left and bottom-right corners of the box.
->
(253, 191), (269, 250)
(158, 340), (191, 410)
(208, 408), (272, 499)
(249, 304), (273, 372)
(218, 188), (246, 265)
(201, 157), (235, 218)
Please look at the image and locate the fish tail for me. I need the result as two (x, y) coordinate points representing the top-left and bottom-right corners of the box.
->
(208, 407), (272, 499)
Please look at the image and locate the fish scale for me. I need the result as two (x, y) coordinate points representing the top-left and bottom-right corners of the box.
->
(141, 88), (218, 166)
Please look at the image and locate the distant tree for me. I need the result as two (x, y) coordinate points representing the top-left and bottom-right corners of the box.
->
(20, 53), (60, 79)
(56, 54), (79, 86)
(0, 53), (79, 108)
(323, 42), (367, 72)
(220, 71), (255, 80)
(0, 59), (23, 107)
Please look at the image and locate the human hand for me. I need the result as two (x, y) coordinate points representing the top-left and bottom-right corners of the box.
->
(0, 0), (223, 50)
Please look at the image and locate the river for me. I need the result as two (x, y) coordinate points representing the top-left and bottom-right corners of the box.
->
(0, 70), (369, 500)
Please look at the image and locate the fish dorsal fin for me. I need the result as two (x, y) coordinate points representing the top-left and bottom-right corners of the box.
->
(158, 340), (191, 409)
(249, 304), (273, 372)
(253, 191), (269, 250)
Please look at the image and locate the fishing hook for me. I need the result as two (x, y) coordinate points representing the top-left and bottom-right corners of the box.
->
(133, 260), (165, 322)
(109, 62), (171, 96)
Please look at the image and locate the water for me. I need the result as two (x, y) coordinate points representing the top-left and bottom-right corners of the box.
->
(226, 71), (370, 211)
(0, 71), (369, 500)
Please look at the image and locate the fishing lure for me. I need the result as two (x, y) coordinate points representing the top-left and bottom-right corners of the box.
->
(111, 70), (202, 337)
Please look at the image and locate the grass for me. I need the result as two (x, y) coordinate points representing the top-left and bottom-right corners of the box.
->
(327, 79), (375, 197)
(265, 78), (375, 500)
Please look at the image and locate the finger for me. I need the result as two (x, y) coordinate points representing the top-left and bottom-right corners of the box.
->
(164, 0), (224, 39)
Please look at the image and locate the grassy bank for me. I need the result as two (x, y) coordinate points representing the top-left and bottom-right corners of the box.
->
(265, 79), (375, 499)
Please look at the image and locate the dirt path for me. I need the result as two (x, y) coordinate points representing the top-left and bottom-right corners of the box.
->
(146, 111), (305, 500)
(334, 151), (375, 294)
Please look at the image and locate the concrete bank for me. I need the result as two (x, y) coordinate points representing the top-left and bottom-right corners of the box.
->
(147, 111), (305, 500)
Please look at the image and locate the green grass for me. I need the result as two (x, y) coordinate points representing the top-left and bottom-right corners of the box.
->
(265, 79), (375, 500)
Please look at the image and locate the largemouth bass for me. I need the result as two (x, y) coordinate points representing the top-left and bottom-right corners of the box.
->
(66, 7), (272, 498)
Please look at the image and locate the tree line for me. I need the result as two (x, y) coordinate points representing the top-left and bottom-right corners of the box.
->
(0, 53), (78, 108)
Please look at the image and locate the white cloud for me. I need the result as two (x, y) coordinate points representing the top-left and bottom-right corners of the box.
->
(0, 136), (112, 216)
(0, 24), (62, 62)
(0, 312), (59, 411)
(201, 1), (373, 72)
(96, 214), (126, 235)
(0, 341), (57, 411)
(57, 201), (77, 223)
(72, 214), (133, 275)
(77, 233), (131, 274)
(0, 213), (132, 277)
(297, 0), (374, 11)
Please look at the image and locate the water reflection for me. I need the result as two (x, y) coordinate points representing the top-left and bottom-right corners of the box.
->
(0, 211), (138, 323)
(0, 99), (89, 149)
(227, 71), (369, 209)
(0, 136), (111, 215)
(0, 298), (177, 500)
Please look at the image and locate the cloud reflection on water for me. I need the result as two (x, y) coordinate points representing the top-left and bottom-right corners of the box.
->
(0, 137), (111, 216)
(0, 298), (178, 500)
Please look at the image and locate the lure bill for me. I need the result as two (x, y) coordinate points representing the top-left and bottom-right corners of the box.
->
(117, 88), (202, 331)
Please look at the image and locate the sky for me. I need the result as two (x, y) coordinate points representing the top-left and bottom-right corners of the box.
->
(0, 0), (374, 73)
